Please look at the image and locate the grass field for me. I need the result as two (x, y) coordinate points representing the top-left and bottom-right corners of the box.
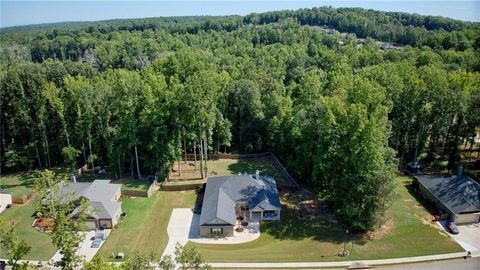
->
(0, 169), (70, 198)
(98, 190), (197, 260)
(169, 157), (289, 185)
(0, 202), (57, 260)
(187, 176), (463, 262)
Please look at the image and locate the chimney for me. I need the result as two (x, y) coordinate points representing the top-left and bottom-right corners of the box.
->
(456, 165), (463, 178)
(255, 170), (260, 180)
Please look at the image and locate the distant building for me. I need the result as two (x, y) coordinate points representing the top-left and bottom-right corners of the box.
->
(380, 43), (396, 50)
(199, 172), (281, 237)
(55, 180), (123, 229)
(413, 171), (480, 224)
(0, 189), (12, 214)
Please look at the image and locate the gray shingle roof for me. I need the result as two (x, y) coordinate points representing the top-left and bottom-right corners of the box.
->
(415, 175), (480, 214)
(199, 175), (281, 226)
(57, 180), (122, 220)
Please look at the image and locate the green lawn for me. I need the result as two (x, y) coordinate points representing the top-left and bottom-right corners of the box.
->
(0, 172), (36, 198)
(169, 157), (290, 186)
(0, 169), (70, 198)
(98, 190), (197, 260)
(187, 176), (463, 262)
(0, 202), (57, 260)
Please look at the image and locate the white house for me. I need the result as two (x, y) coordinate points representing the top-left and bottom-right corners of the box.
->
(0, 189), (12, 214)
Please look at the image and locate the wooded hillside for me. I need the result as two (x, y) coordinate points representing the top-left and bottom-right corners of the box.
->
(1, 7), (479, 231)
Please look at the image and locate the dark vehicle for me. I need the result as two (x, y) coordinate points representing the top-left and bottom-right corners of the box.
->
(0, 260), (6, 270)
(148, 175), (158, 183)
(407, 162), (421, 173)
(193, 202), (202, 214)
(91, 239), (102, 248)
(446, 221), (459, 234)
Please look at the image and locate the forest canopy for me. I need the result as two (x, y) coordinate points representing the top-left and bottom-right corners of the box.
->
(1, 7), (479, 231)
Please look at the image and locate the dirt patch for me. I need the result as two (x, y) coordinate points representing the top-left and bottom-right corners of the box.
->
(364, 219), (395, 239)
(281, 189), (337, 222)
(415, 214), (439, 229)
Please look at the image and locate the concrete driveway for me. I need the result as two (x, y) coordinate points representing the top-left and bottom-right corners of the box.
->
(437, 221), (480, 257)
(162, 208), (196, 258)
(50, 229), (110, 263)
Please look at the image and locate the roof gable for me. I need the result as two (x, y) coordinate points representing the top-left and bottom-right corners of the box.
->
(199, 174), (281, 226)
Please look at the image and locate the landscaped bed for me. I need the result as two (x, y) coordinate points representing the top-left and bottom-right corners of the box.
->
(186, 176), (463, 262)
(0, 201), (57, 260)
(97, 190), (197, 261)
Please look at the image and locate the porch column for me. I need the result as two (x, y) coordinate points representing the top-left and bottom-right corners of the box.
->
(260, 210), (263, 221)
(277, 210), (281, 220)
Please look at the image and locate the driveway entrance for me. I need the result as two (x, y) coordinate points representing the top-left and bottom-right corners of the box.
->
(437, 221), (480, 257)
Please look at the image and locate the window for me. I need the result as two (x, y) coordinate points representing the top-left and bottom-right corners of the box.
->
(211, 228), (223, 234)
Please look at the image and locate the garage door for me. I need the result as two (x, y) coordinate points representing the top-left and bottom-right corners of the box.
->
(85, 220), (97, 230)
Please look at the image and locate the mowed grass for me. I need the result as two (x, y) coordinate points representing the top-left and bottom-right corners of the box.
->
(0, 173), (36, 198)
(98, 190), (197, 260)
(1, 169), (70, 198)
(169, 157), (289, 185)
(187, 176), (463, 262)
(0, 202), (57, 260)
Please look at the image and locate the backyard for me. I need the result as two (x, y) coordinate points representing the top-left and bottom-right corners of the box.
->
(0, 168), (69, 198)
(0, 201), (57, 260)
(98, 190), (197, 260)
(186, 176), (463, 262)
(168, 156), (290, 186)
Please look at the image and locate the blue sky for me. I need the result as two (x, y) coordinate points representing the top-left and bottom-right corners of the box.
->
(1, 1), (479, 28)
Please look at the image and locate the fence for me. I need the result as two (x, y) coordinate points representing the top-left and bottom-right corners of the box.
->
(167, 152), (300, 191)
(160, 182), (204, 191)
(12, 195), (30, 204)
(122, 181), (158, 197)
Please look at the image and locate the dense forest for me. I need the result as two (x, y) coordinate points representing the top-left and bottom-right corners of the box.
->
(1, 7), (479, 231)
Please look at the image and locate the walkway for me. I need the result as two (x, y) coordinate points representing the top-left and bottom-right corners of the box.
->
(209, 252), (468, 268)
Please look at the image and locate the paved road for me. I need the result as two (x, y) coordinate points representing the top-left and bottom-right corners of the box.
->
(380, 258), (480, 270)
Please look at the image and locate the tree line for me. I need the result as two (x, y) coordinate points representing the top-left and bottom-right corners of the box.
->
(1, 7), (479, 231)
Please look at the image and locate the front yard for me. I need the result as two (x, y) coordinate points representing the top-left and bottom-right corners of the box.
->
(0, 201), (57, 260)
(186, 176), (463, 262)
(97, 190), (197, 260)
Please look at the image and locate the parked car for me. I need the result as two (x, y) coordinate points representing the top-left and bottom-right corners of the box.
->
(407, 162), (421, 173)
(91, 239), (102, 248)
(446, 221), (459, 234)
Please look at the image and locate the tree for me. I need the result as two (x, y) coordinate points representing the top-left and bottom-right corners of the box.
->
(32, 170), (89, 270)
(0, 218), (31, 270)
(174, 243), (211, 270)
(61, 146), (81, 169)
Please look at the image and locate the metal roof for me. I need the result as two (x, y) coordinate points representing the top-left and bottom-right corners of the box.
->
(199, 175), (281, 226)
(415, 174), (480, 214)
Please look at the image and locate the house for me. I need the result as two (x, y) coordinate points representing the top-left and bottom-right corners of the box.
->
(56, 180), (122, 229)
(413, 171), (480, 224)
(0, 189), (12, 214)
(199, 171), (281, 237)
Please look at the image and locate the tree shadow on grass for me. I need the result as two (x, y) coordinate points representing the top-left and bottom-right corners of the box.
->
(404, 182), (438, 216)
(227, 158), (287, 184)
(261, 206), (346, 244)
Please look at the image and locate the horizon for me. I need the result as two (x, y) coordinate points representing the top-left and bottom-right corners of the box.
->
(1, 0), (480, 29)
